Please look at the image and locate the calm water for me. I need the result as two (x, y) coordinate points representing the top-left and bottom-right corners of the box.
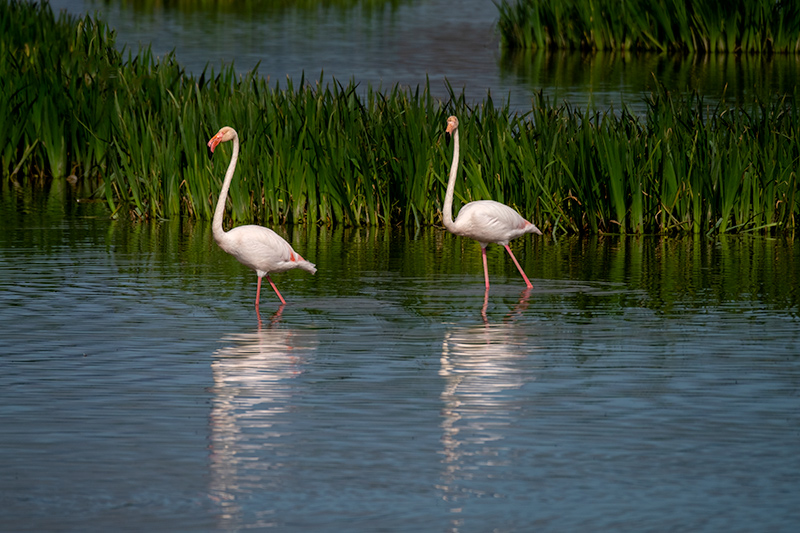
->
(45, 0), (800, 114)
(1, 187), (799, 531)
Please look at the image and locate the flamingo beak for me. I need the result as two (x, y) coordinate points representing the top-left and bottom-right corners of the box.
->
(207, 135), (221, 159)
(445, 121), (456, 146)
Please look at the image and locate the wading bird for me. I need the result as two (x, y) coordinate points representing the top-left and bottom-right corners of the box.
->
(442, 115), (541, 290)
(207, 127), (316, 307)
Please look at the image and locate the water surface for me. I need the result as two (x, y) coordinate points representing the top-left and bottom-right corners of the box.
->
(44, 0), (800, 114)
(1, 188), (798, 531)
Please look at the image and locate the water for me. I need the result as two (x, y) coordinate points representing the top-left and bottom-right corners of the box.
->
(1, 188), (799, 531)
(44, 0), (800, 114)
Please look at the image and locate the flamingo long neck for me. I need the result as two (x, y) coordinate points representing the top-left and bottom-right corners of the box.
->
(442, 127), (459, 231)
(212, 133), (239, 242)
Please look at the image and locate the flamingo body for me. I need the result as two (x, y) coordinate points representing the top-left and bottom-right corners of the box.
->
(208, 127), (316, 307)
(446, 199), (541, 248)
(442, 116), (541, 290)
(215, 224), (315, 279)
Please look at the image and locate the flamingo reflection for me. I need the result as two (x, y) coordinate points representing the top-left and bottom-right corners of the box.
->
(439, 289), (538, 512)
(208, 310), (318, 529)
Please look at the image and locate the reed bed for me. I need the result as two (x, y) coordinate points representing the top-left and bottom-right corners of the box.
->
(1, 0), (798, 234)
(497, 0), (800, 54)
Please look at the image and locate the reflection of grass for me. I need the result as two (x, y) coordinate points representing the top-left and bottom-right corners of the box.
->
(112, 0), (409, 15)
(3, 1), (799, 234)
(497, 0), (800, 54)
(499, 49), (800, 115)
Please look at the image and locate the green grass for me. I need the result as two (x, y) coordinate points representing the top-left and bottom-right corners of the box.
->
(1, 0), (799, 235)
(497, 0), (800, 54)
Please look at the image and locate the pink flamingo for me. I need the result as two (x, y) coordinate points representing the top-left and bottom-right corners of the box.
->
(442, 116), (542, 290)
(207, 127), (316, 307)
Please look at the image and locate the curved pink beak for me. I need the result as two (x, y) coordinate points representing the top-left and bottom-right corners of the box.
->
(207, 134), (222, 159)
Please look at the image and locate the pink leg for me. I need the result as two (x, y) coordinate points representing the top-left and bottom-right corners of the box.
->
(255, 276), (263, 308)
(481, 247), (491, 290)
(504, 244), (533, 289)
(267, 275), (286, 305)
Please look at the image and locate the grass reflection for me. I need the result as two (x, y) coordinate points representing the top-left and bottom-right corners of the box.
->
(107, 0), (412, 15)
(1, 183), (797, 314)
(500, 49), (800, 107)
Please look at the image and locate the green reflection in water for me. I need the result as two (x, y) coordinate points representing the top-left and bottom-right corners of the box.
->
(106, 0), (411, 16)
(500, 49), (800, 109)
(2, 187), (797, 317)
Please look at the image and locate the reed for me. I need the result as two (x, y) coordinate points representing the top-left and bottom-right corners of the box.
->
(2, 0), (798, 235)
(497, 0), (800, 54)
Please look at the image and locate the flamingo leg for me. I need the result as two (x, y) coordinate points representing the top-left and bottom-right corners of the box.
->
(267, 275), (287, 305)
(504, 244), (533, 289)
(255, 276), (263, 308)
(481, 246), (491, 290)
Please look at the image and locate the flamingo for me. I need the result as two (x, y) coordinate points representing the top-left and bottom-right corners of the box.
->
(207, 126), (316, 308)
(442, 115), (541, 290)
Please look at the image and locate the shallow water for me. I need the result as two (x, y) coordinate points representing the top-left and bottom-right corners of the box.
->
(1, 189), (798, 531)
(45, 0), (800, 114)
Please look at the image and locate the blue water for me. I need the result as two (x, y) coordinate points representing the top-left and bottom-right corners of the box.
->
(1, 192), (798, 531)
(44, 0), (800, 114)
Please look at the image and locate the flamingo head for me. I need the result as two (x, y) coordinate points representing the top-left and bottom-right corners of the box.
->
(207, 126), (237, 158)
(444, 115), (458, 145)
